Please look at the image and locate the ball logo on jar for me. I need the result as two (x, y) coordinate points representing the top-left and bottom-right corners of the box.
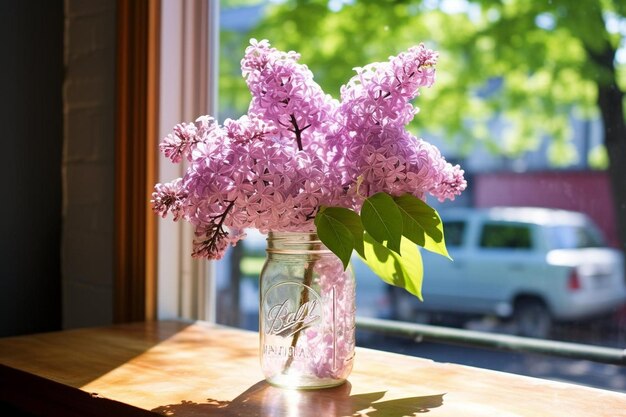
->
(263, 282), (322, 338)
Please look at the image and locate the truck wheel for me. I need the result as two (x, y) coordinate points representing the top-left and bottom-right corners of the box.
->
(513, 299), (552, 339)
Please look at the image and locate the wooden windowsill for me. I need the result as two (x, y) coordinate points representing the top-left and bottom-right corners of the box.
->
(0, 320), (624, 416)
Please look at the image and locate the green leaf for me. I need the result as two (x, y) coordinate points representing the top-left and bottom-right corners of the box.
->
(393, 194), (451, 260)
(361, 192), (403, 254)
(360, 232), (424, 301)
(314, 208), (354, 270)
(317, 206), (365, 258)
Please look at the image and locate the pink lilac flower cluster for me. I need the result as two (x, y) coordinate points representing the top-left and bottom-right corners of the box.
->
(152, 39), (466, 260)
(333, 44), (465, 201)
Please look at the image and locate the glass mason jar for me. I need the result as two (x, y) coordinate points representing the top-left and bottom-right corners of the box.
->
(259, 231), (356, 389)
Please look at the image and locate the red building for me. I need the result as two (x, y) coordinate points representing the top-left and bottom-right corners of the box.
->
(474, 170), (618, 248)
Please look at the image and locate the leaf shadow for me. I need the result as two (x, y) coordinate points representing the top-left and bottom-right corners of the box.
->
(152, 380), (444, 417)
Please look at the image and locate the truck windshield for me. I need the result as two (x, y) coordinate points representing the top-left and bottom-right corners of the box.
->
(545, 225), (605, 249)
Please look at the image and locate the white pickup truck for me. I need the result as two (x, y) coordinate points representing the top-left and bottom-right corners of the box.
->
(353, 206), (626, 338)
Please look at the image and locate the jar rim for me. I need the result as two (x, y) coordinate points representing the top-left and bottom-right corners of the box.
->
(267, 230), (319, 240)
(266, 231), (330, 254)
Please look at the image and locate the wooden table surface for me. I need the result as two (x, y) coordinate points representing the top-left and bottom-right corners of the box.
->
(0, 320), (625, 416)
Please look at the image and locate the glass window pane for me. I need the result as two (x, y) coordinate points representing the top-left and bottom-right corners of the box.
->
(545, 225), (605, 249)
(443, 221), (465, 247)
(214, 0), (626, 392)
(479, 223), (532, 249)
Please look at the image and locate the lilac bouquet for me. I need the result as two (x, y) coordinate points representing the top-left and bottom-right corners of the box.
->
(152, 39), (465, 300)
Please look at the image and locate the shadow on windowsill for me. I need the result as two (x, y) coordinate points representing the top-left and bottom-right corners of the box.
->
(152, 380), (445, 416)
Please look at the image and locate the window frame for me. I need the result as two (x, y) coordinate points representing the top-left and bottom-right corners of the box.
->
(114, 0), (161, 323)
(149, 4), (625, 372)
(156, 0), (220, 322)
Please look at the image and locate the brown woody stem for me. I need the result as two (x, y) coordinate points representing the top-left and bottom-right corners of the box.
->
(289, 114), (311, 151)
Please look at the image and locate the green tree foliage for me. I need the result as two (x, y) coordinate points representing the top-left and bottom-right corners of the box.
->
(220, 0), (626, 251)
(222, 0), (621, 159)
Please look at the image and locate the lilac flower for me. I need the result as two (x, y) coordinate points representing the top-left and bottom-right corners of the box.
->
(242, 38), (340, 152)
(153, 40), (467, 382)
(151, 178), (188, 221)
(304, 257), (354, 379)
(224, 115), (275, 144)
(159, 122), (202, 163)
(152, 39), (466, 261)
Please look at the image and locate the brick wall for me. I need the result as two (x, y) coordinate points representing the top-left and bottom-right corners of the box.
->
(62, 0), (116, 328)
